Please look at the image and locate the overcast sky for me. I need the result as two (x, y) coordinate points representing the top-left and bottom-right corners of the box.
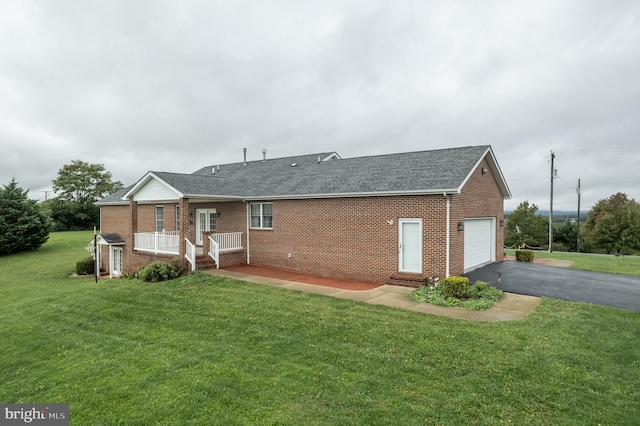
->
(2, 0), (639, 212)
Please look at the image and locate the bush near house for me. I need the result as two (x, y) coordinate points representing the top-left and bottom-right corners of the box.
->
(138, 259), (184, 282)
(516, 249), (535, 263)
(410, 277), (503, 310)
(75, 257), (95, 275)
(442, 276), (469, 299)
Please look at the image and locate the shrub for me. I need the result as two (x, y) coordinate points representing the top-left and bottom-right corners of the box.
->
(138, 259), (184, 282)
(515, 250), (534, 263)
(76, 257), (95, 275)
(441, 276), (469, 299)
(410, 279), (503, 311)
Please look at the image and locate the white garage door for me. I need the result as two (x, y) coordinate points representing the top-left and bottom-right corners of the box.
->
(464, 218), (495, 271)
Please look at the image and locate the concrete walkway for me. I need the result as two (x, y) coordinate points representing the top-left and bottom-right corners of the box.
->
(205, 268), (541, 322)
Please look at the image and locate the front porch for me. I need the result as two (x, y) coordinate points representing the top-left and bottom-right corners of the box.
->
(134, 231), (243, 270)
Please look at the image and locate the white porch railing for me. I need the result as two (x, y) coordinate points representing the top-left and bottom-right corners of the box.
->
(209, 237), (219, 269)
(208, 232), (243, 269)
(210, 232), (243, 252)
(134, 231), (180, 255)
(185, 238), (196, 272)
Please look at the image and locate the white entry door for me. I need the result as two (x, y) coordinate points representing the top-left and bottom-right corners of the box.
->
(111, 247), (123, 276)
(196, 209), (217, 245)
(399, 219), (422, 274)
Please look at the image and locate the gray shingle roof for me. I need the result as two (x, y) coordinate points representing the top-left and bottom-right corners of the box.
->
(102, 145), (511, 203)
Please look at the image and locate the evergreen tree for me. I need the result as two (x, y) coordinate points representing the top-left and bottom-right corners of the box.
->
(0, 179), (51, 255)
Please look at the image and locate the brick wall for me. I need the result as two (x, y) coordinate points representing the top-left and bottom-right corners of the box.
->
(449, 158), (505, 276)
(247, 196), (448, 284)
(99, 204), (129, 274)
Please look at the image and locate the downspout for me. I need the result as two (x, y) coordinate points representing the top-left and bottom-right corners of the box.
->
(243, 199), (250, 264)
(444, 193), (450, 278)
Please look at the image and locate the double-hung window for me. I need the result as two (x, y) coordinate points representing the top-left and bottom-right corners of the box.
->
(155, 206), (164, 232)
(175, 205), (180, 231)
(250, 203), (273, 229)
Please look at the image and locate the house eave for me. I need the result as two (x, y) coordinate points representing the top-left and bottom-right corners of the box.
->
(243, 188), (461, 201)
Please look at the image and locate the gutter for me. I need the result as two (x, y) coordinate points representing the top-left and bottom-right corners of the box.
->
(444, 192), (450, 278)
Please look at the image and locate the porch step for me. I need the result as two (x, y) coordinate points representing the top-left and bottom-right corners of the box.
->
(195, 255), (217, 270)
(386, 274), (425, 288)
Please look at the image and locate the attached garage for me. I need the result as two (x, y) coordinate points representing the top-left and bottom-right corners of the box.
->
(464, 218), (496, 272)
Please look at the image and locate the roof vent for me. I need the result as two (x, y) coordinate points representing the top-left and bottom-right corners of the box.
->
(211, 167), (215, 174)
(291, 163), (298, 167)
(262, 149), (267, 163)
(243, 148), (247, 165)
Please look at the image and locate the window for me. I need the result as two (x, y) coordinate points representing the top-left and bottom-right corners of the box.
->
(156, 206), (164, 232)
(175, 205), (180, 231)
(250, 203), (273, 229)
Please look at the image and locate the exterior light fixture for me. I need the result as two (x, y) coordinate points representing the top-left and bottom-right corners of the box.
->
(500, 219), (505, 227)
(458, 222), (464, 231)
(482, 167), (487, 174)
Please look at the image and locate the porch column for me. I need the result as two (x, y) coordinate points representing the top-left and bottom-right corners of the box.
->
(179, 197), (190, 268)
(202, 231), (213, 256)
(129, 198), (138, 248)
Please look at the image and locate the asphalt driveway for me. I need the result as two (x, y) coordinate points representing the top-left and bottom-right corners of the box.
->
(465, 261), (640, 311)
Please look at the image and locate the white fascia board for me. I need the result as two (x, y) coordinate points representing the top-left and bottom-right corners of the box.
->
(243, 188), (460, 201)
(121, 172), (184, 201)
(182, 194), (245, 201)
(322, 152), (342, 161)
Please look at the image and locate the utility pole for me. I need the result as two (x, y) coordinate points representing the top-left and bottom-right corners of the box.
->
(42, 190), (50, 201)
(576, 178), (581, 253)
(549, 151), (555, 253)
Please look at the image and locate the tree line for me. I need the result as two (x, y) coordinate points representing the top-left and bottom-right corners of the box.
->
(0, 160), (122, 256)
(505, 194), (640, 255)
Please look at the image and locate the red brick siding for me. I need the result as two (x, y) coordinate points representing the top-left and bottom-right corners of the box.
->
(248, 196), (448, 284)
(449, 158), (505, 276)
(99, 205), (130, 274)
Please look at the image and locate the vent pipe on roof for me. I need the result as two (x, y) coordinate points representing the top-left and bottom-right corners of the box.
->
(211, 167), (215, 174)
(262, 149), (267, 162)
(317, 156), (321, 163)
(243, 148), (247, 165)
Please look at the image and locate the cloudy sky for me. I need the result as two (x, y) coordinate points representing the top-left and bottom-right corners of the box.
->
(2, 0), (639, 211)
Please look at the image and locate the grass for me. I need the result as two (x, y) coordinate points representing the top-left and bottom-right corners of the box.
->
(1, 232), (640, 424)
(505, 249), (640, 275)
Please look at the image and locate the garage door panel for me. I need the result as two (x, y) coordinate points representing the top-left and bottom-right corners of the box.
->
(464, 219), (495, 271)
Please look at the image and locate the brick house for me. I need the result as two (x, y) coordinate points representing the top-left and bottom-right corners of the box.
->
(95, 145), (511, 284)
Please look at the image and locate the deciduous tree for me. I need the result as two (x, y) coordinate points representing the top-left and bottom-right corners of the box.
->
(50, 160), (123, 230)
(582, 193), (640, 254)
(504, 201), (548, 249)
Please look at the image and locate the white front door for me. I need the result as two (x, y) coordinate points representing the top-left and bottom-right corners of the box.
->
(111, 247), (123, 276)
(399, 219), (422, 274)
(196, 209), (217, 245)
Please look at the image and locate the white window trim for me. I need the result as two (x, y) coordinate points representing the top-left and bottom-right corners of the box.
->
(155, 205), (164, 232)
(250, 203), (273, 229)
(175, 205), (180, 232)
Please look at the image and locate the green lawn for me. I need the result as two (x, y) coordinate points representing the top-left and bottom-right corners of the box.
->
(505, 249), (640, 275)
(2, 232), (640, 425)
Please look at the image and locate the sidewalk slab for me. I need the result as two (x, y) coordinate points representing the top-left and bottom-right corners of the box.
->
(205, 268), (540, 322)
